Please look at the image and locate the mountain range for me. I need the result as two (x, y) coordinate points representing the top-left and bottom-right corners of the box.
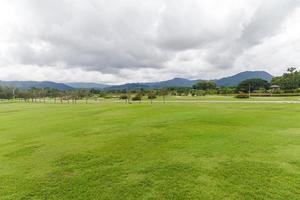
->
(0, 81), (73, 90)
(103, 71), (273, 90)
(66, 82), (108, 89)
(0, 71), (273, 90)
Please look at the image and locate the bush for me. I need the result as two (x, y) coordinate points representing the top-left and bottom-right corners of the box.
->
(253, 88), (267, 93)
(284, 89), (295, 93)
(272, 89), (284, 94)
(131, 95), (141, 101)
(119, 94), (128, 100)
(235, 93), (249, 99)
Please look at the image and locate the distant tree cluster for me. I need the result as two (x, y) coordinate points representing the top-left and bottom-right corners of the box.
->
(0, 86), (15, 99)
(0, 87), (93, 103)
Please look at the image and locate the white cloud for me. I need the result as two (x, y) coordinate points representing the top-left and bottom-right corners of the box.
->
(0, 0), (299, 83)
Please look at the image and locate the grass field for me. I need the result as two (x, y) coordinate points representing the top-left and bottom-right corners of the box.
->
(1, 102), (300, 199)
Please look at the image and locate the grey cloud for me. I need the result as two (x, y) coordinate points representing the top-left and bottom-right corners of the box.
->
(239, 0), (300, 46)
(0, 0), (300, 82)
(205, 0), (300, 69)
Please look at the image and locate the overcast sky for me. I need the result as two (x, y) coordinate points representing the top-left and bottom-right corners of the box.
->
(0, 0), (300, 84)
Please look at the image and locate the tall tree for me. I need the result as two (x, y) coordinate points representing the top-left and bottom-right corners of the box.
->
(160, 88), (168, 103)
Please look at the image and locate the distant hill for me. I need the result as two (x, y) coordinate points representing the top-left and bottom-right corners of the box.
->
(0, 71), (273, 90)
(105, 71), (273, 90)
(149, 78), (198, 88)
(106, 83), (151, 91)
(66, 82), (108, 89)
(216, 71), (273, 87)
(104, 78), (197, 90)
(0, 81), (73, 90)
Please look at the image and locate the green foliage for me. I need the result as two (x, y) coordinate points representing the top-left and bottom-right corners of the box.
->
(193, 81), (217, 90)
(147, 91), (157, 104)
(217, 87), (235, 95)
(0, 86), (14, 99)
(235, 93), (250, 98)
(160, 88), (168, 97)
(119, 94), (129, 100)
(131, 94), (142, 101)
(253, 88), (267, 93)
(237, 78), (270, 92)
(294, 88), (300, 93)
(271, 68), (300, 90)
(197, 90), (207, 96)
(147, 91), (157, 100)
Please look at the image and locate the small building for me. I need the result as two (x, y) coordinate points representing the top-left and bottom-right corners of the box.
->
(270, 85), (280, 92)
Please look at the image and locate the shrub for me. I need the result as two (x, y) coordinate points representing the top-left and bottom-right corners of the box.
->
(253, 88), (267, 93)
(235, 93), (249, 99)
(272, 89), (284, 94)
(284, 89), (295, 93)
(119, 94), (128, 100)
(132, 95), (141, 101)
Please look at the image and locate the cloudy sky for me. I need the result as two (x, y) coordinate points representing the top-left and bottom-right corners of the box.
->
(0, 0), (299, 84)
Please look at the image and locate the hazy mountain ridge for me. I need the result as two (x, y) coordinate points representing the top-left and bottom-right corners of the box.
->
(0, 71), (273, 90)
(66, 82), (108, 89)
(215, 71), (273, 86)
(0, 81), (73, 90)
(105, 71), (273, 90)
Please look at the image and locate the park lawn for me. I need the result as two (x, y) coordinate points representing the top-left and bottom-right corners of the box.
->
(0, 102), (300, 199)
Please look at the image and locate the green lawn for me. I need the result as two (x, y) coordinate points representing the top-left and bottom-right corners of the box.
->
(0, 103), (300, 199)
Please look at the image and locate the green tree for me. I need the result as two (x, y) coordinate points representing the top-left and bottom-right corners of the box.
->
(237, 79), (270, 93)
(0, 86), (14, 100)
(119, 94), (129, 103)
(271, 68), (300, 90)
(160, 88), (168, 103)
(193, 81), (216, 90)
(131, 94), (142, 102)
(147, 91), (156, 104)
